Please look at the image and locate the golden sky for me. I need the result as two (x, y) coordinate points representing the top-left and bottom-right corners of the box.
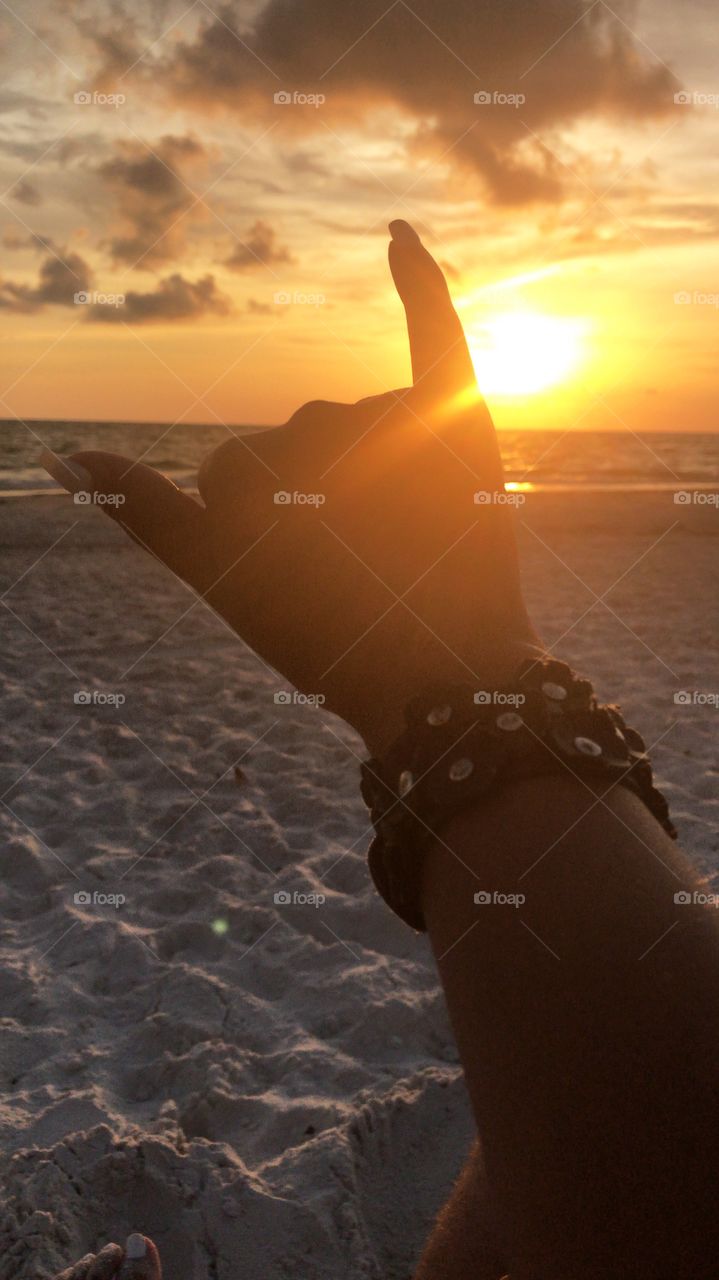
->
(0, 0), (717, 430)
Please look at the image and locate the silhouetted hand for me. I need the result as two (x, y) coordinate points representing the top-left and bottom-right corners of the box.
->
(45, 221), (540, 753)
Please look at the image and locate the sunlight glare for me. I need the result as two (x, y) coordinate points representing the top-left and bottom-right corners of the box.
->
(468, 311), (588, 397)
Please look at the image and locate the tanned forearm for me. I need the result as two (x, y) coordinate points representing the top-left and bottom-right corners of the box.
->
(421, 773), (719, 1280)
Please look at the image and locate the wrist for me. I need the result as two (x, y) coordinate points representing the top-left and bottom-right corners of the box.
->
(360, 656), (676, 933)
(352, 637), (548, 756)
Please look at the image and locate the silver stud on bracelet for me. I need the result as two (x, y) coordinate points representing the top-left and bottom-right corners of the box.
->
(448, 757), (474, 782)
(496, 711), (524, 732)
(398, 769), (414, 795)
(427, 704), (452, 726)
(574, 736), (602, 757)
(541, 681), (567, 701)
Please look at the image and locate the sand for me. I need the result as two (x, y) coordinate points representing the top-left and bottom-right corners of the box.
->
(0, 490), (717, 1279)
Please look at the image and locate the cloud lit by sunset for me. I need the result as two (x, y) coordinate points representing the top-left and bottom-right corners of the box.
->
(1, 0), (717, 430)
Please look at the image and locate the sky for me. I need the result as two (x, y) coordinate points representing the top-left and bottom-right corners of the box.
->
(0, 0), (717, 430)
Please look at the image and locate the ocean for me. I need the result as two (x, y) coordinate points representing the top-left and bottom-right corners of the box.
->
(1, 420), (717, 495)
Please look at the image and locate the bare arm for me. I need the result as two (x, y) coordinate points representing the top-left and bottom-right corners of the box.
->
(422, 773), (719, 1280)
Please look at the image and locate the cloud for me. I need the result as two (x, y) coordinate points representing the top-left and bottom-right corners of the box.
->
(246, 297), (275, 314)
(158, 0), (680, 206)
(0, 239), (230, 323)
(11, 180), (42, 206)
(0, 246), (92, 312)
(581, 202), (719, 252)
(225, 219), (294, 270)
(2, 230), (53, 251)
(0, 89), (50, 119)
(90, 272), (232, 322)
(98, 134), (208, 267)
(75, 12), (142, 87)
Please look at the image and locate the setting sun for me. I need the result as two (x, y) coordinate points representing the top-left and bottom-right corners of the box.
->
(467, 311), (589, 397)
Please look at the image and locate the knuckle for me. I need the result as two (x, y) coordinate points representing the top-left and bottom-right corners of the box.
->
(287, 399), (334, 427)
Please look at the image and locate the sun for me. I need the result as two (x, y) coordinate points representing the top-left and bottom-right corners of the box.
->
(467, 310), (588, 397)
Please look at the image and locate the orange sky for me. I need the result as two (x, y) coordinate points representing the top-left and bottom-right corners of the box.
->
(1, 0), (717, 431)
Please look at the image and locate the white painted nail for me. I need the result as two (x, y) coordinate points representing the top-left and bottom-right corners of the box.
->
(39, 448), (93, 496)
(125, 1234), (147, 1259)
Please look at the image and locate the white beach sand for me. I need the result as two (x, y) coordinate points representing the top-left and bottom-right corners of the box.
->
(0, 490), (717, 1279)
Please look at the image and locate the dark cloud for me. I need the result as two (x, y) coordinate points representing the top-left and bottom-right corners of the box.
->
(90, 272), (232, 322)
(2, 231), (28, 250)
(0, 89), (50, 118)
(73, 2), (184, 90)
(98, 134), (207, 266)
(284, 151), (331, 177)
(76, 13), (141, 87)
(159, 0), (680, 206)
(0, 246), (92, 312)
(225, 219), (293, 270)
(0, 239), (230, 323)
(11, 180), (41, 206)
(246, 297), (275, 314)
(2, 230), (52, 251)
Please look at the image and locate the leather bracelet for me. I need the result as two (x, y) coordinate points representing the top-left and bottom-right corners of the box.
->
(360, 657), (676, 932)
